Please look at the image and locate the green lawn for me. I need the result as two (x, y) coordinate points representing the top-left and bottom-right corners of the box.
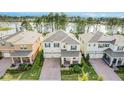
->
(116, 72), (124, 80)
(61, 58), (99, 81)
(115, 67), (124, 80)
(2, 50), (43, 80)
(61, 74), (79, 80)
(0, 27), (14, 31)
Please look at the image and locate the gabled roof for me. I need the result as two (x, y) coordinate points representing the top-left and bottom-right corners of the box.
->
(89, 31), (103, 43)
(44, 31), (80, 44)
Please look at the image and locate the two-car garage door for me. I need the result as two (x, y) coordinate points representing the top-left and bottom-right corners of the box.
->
(44, 53), (61, 58)
(89, 53), (103, 58)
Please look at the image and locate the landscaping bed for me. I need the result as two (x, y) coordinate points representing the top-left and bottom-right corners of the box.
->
(61, 55), (99, 81)
(1, 50), (44, 80)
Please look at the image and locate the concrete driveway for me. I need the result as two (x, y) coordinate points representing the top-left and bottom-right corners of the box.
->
(90, 59), (121, 81)
(40, 58), (61, 80)
(0, 58), (12, 77)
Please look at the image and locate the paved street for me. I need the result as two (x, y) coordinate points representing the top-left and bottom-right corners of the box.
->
(90, 59), (121, 81)
(0, 58), (12, 77)
(40, 58), (61, 80)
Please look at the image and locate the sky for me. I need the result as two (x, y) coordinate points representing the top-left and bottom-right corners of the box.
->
(0, 12), (124, 17)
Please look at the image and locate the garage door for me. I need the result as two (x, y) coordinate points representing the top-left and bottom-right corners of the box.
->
(90, 53), (103, 58)
(3, 52), (11, 57)
(44, 53), (61, 58)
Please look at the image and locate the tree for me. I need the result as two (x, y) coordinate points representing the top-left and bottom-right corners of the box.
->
(47, 12), (54, 32)
(21, 20), (32, 31)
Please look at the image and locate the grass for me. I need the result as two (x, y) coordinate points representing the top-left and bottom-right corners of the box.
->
(0, 27), (14, 31)
(61, 74), (79, 80)
(116, 72), (124, 80)
(61, 58), (99, 81)
(1, 50), (43, 80)
(115, 67), (124, 80)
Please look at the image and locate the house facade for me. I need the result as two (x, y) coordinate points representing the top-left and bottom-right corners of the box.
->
(79, 31), (124, 67)
(43, 31), (81, 66)
(0, 31), (43, 64)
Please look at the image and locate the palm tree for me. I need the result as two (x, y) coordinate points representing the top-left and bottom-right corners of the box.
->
(47, 12), (54, 32)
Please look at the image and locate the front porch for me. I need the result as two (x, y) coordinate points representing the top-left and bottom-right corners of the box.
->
(11, 57), (33, 64)
(61, 57), (79, 66)
(10, 51), (33, 64)
(103, 48), (124, 67)
(61, 50), (81, 67)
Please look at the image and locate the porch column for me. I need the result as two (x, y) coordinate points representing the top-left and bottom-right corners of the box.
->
(61, 57), (64, 65)
(109, 57), (113, 66)
(30, 57), (33, 64)
(70, 58), (73, 64)
(20, 57), (23, 64)
(115, 58), (119, 66)
(121, 58), (124, 65)
(11, 57), (14, 64)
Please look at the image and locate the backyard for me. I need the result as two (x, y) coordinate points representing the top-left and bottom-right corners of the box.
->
(1, 50), (44, 80)
(61, 55), (99, 81)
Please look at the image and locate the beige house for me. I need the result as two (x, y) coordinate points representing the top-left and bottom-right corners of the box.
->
(0, 31), (43, 64)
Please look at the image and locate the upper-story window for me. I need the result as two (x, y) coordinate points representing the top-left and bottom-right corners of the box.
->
(117, 46), (124, 51)
(98, 44), (109, 48)
(45, 43), (50, 48)
(94, 44), (96, 46)
(71, 45), (77, 50)
(54, 43), (59, 48)
(88, 44), (90, 46)
(20, 45), (27, 49)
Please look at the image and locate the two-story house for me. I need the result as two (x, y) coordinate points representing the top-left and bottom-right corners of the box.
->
(79, 31), (124, 67)
(43, 31), (81, 66)
(0, 31), (43, 64)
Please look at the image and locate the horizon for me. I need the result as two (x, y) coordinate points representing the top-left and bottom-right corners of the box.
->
(0, 12), (124, 18)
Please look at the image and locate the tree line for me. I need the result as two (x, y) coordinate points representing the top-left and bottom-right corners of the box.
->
(1, 12), (124, 35)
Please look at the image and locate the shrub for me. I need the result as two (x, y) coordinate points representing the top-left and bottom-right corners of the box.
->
(6, 69), (20, 74)
(97, 76), (103, 81)
(70, 65), (82, 74)
(18, 64), (32, 71)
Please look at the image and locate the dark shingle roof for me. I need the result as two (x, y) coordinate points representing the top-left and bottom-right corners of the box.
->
(11, 51), (31, 57)
(104, 48), (124, 57)
(61, 50), (80, 57)
(89, 31), (103, 43)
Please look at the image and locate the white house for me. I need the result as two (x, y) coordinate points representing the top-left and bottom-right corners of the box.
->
(43, 30), (81, 66)
(79, 31), (124, 67)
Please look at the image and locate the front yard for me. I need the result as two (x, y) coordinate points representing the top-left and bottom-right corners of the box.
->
(61, 56), (99, 81)
(1, 50), (44, 80)
(115, 66), (124, 80)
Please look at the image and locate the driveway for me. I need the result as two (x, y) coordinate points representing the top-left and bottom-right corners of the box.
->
(40, 58), (61, 80)
(0, 58), (12, 77)
(90, 59), (121, 81)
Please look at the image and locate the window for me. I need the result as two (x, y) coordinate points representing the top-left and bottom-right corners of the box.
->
(89, 44), (90, 46)
(71, 45), (77, 50)
(45, 43), (50, 48)
(98, 44), (109, 48)
(54, 43), (59, 48)
(94, 44), (96, 46)
(20, 45), (27, 49)
(117, 46), (124, 51)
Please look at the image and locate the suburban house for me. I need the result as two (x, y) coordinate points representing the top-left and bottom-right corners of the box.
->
(43, 31), (81, 66)
(0, 31), (43, 64)
(79, 31), (124, 67)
